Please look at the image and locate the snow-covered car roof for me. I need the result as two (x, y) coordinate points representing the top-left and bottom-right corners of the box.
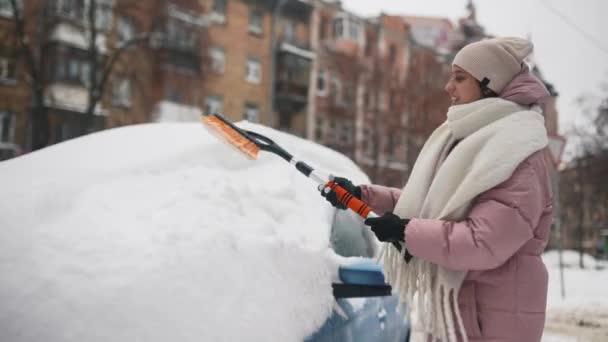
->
(0, 122), (373, 342)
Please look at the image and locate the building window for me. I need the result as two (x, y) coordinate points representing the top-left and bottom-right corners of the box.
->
(327, 119), (337, 145)
(0, 111), (14, 142)
(348, 20), (360, 41)
(0, 0), (22, 17)
(319, 17), (328, 41)
(209, 46), (225, 74)
(0, 55), (16, 81)
(68, 59), (80, 81)
(94, 0), (113, 31)
(211, 0), (227, 22)
(243, 103), (259, 122)
(363, 92), (371, 109)
(333, 16), (361, 42)
(282, 18), (295, 43)
(401, 111), (409, 126)
(166, 17), (198, 51)
(80, 60), (91, 87)
(339, 120), (353, 145)
(54, 0), (85, 21)
(117, 16), (136, 43)
(205, 95), (223, 115)
(389, 44), (397, 64)
(249, 8), (263, 35)
(246, 58), (261, 84)
(330, 75), (342, 106)
(333, 18), (343, 39)
(387, 133), (396, 162)
(112, 77), (132, 107)
(315, 116), (324, 142)
(317, 69), (327, 96)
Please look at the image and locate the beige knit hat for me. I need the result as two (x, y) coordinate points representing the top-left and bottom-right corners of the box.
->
(452, 37), (533, 93)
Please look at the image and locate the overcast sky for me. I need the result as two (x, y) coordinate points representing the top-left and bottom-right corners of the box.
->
(340, 0), (608, 156)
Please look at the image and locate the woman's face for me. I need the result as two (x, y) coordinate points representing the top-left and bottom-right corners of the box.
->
(444, 65), (482, 105)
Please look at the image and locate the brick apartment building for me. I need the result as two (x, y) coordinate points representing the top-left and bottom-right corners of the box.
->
(306, 1), (451, 188)
(0, 0), (208, 153)
(1, 0), (562, 196)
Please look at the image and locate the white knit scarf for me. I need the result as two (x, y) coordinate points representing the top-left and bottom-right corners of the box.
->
(379, 98), (548, 342)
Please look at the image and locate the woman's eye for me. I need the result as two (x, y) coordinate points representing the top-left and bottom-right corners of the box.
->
(455, 76), (465, 82)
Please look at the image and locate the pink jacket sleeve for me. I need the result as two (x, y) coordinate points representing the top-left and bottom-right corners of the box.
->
(405, 160), (548, 271)
(359, 184), (403, 215)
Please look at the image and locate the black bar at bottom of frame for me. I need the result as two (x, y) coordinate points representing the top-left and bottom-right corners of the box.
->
(332, 283), (392, 299)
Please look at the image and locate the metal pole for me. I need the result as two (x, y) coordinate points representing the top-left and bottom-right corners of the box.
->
(551, 166), (566, 299)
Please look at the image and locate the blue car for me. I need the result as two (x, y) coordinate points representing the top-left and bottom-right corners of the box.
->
(307, 210), (411, 341)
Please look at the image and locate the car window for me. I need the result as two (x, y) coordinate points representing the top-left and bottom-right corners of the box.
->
(330, 209), (376, 258)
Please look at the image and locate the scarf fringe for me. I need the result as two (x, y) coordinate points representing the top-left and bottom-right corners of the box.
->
(380, 243), (468, 342)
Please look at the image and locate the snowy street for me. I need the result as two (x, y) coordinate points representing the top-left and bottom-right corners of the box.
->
(541, 252), (608, 341)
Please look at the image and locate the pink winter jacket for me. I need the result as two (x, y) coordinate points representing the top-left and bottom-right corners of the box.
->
(360, 149), (553, 342)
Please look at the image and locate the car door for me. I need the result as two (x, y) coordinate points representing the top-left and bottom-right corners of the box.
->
(306, 210), (410, 342)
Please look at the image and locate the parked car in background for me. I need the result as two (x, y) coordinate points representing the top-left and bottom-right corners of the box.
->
(0, 142), (21, 161)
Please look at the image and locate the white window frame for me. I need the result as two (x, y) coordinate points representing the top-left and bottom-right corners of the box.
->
(246, 58), (261, 84)
(243, 103), (259, 123)
(94, 0), (113, 31)
(205, 95), (223, 115)
(332, 14), (364, 45)
(211, 0), (227, 23)
(249, 8), (263, 35)
(209, 46), (225, 74)
(112, 77), (132, 107)
(117, 16), (136, 43)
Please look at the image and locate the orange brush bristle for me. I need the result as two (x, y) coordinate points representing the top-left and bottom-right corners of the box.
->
(201, 115), (261, 159)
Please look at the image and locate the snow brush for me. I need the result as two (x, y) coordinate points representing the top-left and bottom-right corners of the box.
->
(201, 113), (407, 255)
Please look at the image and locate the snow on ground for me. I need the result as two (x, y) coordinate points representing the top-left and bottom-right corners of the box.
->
(542, 250), (608, 341)
(0, 122), (371, 342)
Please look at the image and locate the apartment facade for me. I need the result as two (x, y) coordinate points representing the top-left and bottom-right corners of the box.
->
(0, 0), (209, 156)
(2, 0), (563, 201)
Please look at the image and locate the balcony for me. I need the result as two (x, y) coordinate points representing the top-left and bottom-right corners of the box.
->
(275, 51), (311, 113)
(278, 39), (314, 60)
(281, 0), (313, 22)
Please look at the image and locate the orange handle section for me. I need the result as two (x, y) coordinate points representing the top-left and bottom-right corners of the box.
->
(327, 181), (372, 218)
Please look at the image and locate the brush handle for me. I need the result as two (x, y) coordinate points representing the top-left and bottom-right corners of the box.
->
(326, 181), (409, 261)
(326, 181), (373, 219)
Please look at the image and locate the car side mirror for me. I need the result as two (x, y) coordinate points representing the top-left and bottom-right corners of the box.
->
(332, 261), (392, 298)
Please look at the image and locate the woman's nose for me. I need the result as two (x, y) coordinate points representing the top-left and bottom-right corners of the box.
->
(444, 81), (453, 94)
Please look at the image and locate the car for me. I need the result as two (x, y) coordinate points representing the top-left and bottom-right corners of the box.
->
(309, 208), (411, 342)
(0, 141), (22, 161)
(0, 121), (410, 341)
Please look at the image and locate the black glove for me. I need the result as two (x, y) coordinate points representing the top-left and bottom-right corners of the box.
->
(365, 212), (413, 263)
(320, 176), (361, 210)
(364, 212), (408, 243)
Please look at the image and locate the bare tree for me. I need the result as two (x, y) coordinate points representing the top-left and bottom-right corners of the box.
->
(8, 0), (48, 150)
(7, 0), (172, 150)
(564, 84), (608, 268)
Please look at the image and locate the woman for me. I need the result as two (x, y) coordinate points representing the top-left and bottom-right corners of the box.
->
(323, 37), (553, 342)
